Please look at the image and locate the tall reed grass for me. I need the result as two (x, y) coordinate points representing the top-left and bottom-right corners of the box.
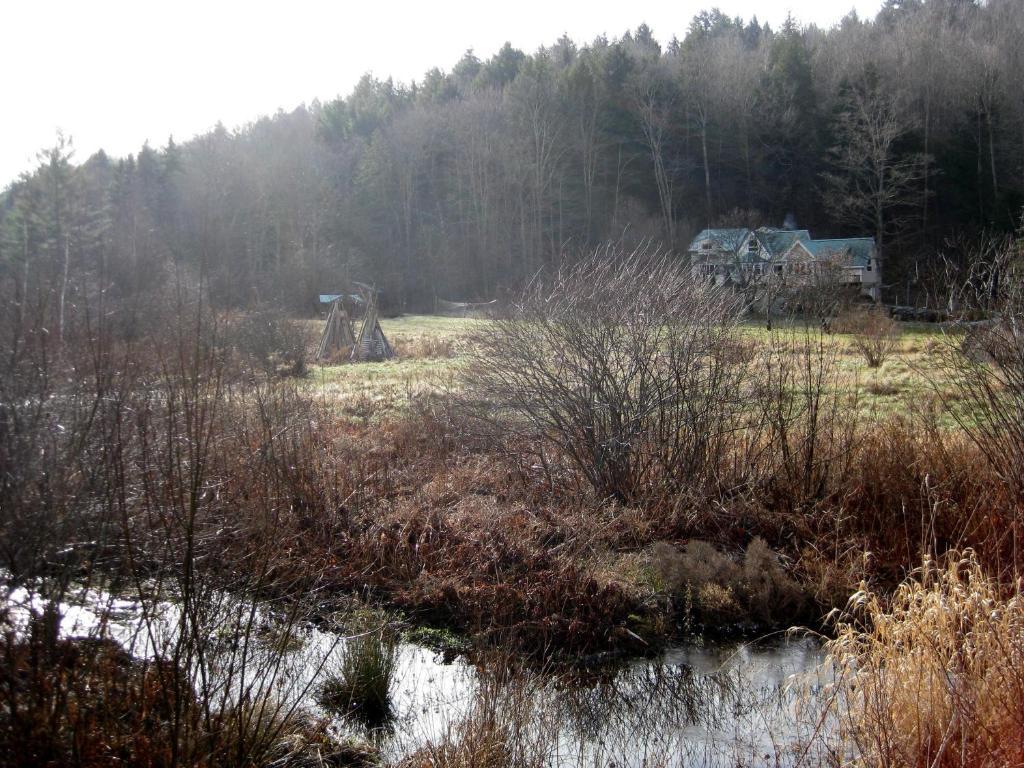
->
(826, 551), (1024, 767)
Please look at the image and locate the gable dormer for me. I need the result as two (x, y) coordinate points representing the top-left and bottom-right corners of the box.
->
(687, 229), (752, 262)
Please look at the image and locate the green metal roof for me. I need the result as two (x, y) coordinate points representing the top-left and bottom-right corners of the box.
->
(688, 228), (750, 253)
(803, 238), (875, 267)
(689, 227), (811, 258)
(754, 228), (810, 257)
(689, 228), (875, 268)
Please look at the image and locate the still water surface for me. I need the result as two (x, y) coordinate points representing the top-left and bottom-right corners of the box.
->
(4, 582), (833, 766)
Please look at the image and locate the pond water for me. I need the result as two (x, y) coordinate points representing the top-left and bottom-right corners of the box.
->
(3, 582), (835, 767)
(289, 622), (833, 766)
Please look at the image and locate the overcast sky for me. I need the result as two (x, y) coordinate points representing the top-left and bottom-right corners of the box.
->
(1, 0), (883, 187)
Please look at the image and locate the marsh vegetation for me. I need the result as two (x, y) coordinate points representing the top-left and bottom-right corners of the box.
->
(2, 228), (1023, 765)
(5, 0), (1024, 749)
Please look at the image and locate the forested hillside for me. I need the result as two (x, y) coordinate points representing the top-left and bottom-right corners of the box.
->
(3, 0), (1023, 314)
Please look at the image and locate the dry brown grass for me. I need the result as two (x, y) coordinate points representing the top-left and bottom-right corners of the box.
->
(649, 538), (807, 628)
(232, 404), (659, 659)
(391, 335), (456, 359)
(0, 634), (180, 768)
(826, 551), (1024, 767)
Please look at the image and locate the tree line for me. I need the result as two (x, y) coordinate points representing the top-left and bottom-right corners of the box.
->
(3, 0), (1023, 316)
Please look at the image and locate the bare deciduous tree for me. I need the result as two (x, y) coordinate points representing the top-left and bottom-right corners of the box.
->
(753, 325), (859, 510)
(823, 70), (926, 268)
(630, 66), (681, 246)
(938, 228), (1024, 573)
(790, 258), (858, 329)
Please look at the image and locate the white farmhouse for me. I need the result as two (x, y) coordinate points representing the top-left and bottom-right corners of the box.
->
(688, 226), (881, 301)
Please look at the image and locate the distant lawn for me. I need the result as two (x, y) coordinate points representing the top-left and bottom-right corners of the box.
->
(305, 313), (958, 422)
(380, 313), (485, 339)
(747, 319), (958, 421)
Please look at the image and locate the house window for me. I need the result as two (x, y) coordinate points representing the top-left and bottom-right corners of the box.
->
(866, 263), (872, 271)
(774, 264), (783, 274)
(701, 241), (712, 251)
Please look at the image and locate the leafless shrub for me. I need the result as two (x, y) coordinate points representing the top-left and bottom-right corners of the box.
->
(0, 281), (341, 767)
(224, 304), (313, 377)
(463, 246), (746, 504)
(938, 229), (1024, 573)
(925, 230), (1015, 318)
(787, 260), (861, 330)
(752, 326), (860, 509)
(842, 308), (901, 367)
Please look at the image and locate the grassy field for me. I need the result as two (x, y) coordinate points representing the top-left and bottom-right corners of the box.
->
(305, 313), (955, 421)
(741, 320), (954, 418)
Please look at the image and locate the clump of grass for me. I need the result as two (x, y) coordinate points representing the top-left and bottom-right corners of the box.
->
(318, 627), (399, 727)
(269, 727), (380, 768)
(406, 708), (513, 768)
(650, 538), (806, 628)
(208, 695), (301, 766)
(402, 669), (550, 768)
(223, 304), (314, 377)
(864, 380), (901, 397)
(741, 537), (806, 623)
(826, 551), (1024, 767)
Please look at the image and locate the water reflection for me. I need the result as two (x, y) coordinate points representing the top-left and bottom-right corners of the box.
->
(311, 632), (831, 767)
(3, 581), (833, 767)
(542, 639), (829, 766)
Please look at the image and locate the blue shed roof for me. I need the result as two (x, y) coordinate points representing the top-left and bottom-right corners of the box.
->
(319, 293), (367, 305)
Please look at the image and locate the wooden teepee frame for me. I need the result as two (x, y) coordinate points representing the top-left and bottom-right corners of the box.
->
(316, 298), (356, 360)
(351, 290), (394, 361)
